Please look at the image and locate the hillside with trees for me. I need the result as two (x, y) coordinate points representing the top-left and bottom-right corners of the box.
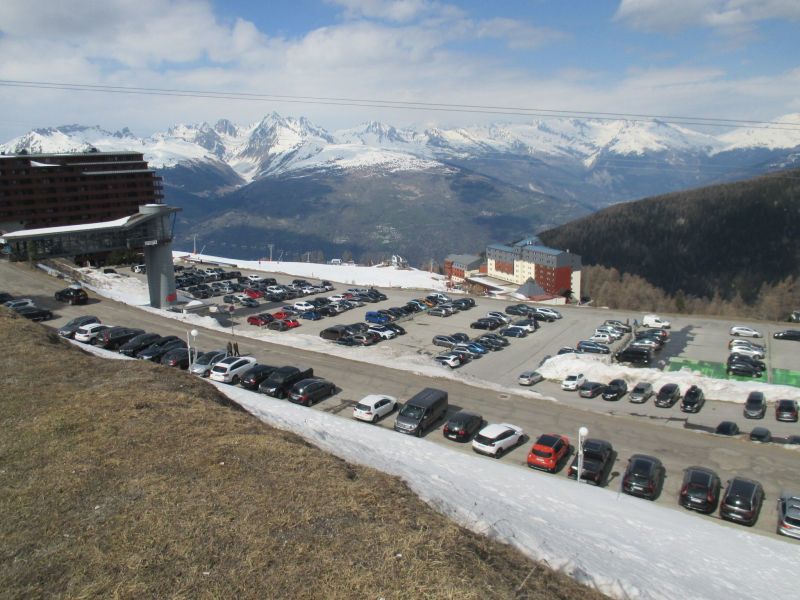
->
(539, 169), (800, 319)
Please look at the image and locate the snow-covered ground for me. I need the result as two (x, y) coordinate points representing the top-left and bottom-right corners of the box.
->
(58, 262), (800, 405)
(61, 329), (800, 600)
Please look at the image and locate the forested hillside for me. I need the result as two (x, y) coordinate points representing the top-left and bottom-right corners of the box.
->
(540, 169), (800, 319)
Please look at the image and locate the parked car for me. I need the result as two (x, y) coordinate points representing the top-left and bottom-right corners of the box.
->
(561, 373), (586, 391)
(726, 361), (763, 378)
(773, 329), (800, 341)
(240, 364), (278, 390)
(4, 298), (35, 311)
(518, 370), (543, 386)
(505, 304), (532, 316)
(579, 381), (605, 398)
(428, 307), (451, 317)
(16, 306), (54, 322)
(442, 410), (484, 442)
(729, 345), (764, 359)
(727, 353), (765, 371)
(730, 325), (762, 338)
(602, 379), (628, 401)
(590, 331), (613, 344)
(655, 383), (681, 408)
(749, 427), (771, 443)
(477, 333), (508, 347)
(189, 349), (228, 377)
(567, 438), (614, 485)
(319, 325), (349, 341)
(500, 326), (527, 338)
(486, 311), (511, 324)
(209, 356), (258, 384)
(615, 347), (652, 365)
(729, 338), (765, 351)
(743, 391), (767, 419)
(557, 347), (576, 355)
(57, 315), (101, 339)
(472, 423), (525, 458)
(534, 307), (562, 320)
(137, 338), (186, 362)
(679, 467), (721, 514)
(259, 366), (314, 398)
(576, 340), (610, 354)
(681, 385), (706, 413)
(247, 313), (274, 327)
(54, 286), (88, 305)
(119, 332), (161, 357)
(777, 491), (800, 540)
(73, 323), (110, 344)
(621, 454), (665, 500)
(715, 421), (740, 436)
(240, 297), (259, 308)
(352, 394), (398, 423)
(604, 319), (632, 332)
(720, 477), (764, 526)
(99, 326), (146, 350)
(384, 322), (406, 336)
(512, 319), (538, 333)
(288, 378), (336, 406)
(161, 347), (192, 369)
(776, 399), (799, 422)
(452, 342), (488, 358)
(527, 434), (570, 472)
(629, 382), (654, 404)
(470, 318), (501, 330)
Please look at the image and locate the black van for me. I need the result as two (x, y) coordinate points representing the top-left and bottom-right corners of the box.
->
(394, 388), (448, 436)
(615, 347), (652, 365)
(319, 325), (348, 341)
(258, 366), (314, 398)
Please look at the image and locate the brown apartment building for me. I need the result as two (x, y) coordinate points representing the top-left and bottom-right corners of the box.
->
(0, 150), (163, 233)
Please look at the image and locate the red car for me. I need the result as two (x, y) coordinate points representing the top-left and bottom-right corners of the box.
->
(272, 311), (294, 320)
(527, 433), (571, 473)
(247, 314), (274, 327)
(283, 318), (301, 329)
(244, 288), (264, 299)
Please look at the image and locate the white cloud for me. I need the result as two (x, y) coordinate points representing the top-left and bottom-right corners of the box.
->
(327, 0), (458, 23)
(475, 18), (567, 50)
(615, 0), (800, 33)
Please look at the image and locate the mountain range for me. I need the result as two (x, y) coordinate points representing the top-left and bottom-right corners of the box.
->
(3, 114), (800, 264)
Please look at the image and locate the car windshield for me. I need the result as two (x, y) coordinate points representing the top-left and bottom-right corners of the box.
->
(532, 448), (552, 457)
(195, 352), (218, 365)
(399, 405), (424, 420)
(630, 460), (652, 476)
(473, 434), (494, 445)
(354, 403), (371, 412)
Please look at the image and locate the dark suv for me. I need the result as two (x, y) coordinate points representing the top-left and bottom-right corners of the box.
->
(621, 454), (665, 500)
(680, 386), (705, 413)
(720, 477), (764, 526)
(655, 383), (681, 408)
(743, 391), (766, 419)
(442, 410), (484, 442)
(98, 326), (145, 350)
(54, 287), (89, 305)
(602, 379), (627, 401)
(679, 466), (721, 513)
(287, 378), (336, 406)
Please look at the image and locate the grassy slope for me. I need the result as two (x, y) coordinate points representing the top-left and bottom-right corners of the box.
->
(0, 310), (605, 600)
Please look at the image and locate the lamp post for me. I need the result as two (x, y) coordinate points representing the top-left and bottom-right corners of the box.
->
(576, 426), (588, 484)
(187, 328), (198, 363)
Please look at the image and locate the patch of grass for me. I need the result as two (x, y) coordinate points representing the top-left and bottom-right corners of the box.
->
(0, 310), (605, 600)
(771, 369), (800, 388)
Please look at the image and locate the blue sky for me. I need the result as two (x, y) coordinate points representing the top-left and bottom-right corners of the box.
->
(0, 0), (798, 138)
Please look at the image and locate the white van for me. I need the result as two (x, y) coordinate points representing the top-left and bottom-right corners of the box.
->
(642, 314), (671, 329)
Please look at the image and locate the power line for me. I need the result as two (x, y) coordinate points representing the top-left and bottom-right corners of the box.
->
(1, 78), (799, 132)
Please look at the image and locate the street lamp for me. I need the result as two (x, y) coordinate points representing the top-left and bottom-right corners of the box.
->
(187, 328), (198, 363)
(576, 426), (588, 484)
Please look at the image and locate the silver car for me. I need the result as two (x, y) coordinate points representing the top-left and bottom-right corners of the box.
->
(629, 382), (654, 403)
(189, 349), (228, 377)
(777, 491), (800, 540)
(518, 370), (543, 386)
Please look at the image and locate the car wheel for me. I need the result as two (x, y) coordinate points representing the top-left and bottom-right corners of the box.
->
(89, 338), (97, 346)
(733, 332), (739, 336)
(232, 375), (240, 385)
(372, 414), (379, 423)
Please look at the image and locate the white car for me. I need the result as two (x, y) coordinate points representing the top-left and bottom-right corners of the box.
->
(74, 323), (110, 344)
(512, 320), (537, 333)
(4, 298), (35, 310)
(328, 294), (347, 303)
(209, 356), (257, 384)
(472, 423), (525, 458)
(730, 326), (762, 338)
(729, 346), (764, 359)
(561, 373), (586, 391)
(266, 285), (285, 295)
(246, 274), (262, 282)
(368, 325), (397, 340)
(434, 352), (462, 368)
(596, 325), (623, 339)
(729, 339), (765, 351)
(590, 332), (612, 344)
(486, 311), (511, 324)
(518, 370), (543, 386)
(293, 301), (315, 312)
(353, 394), (398, 423)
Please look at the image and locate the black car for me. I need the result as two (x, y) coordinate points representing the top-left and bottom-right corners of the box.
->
(16, 306), (53, 322)
(57, 314), (101, 338)
(655, 383), (681, 408)
(470, 318), (501, 330)
(137, 339), (186, 362)
(602, 379), (628, 401)
(743, 391), (766, 419)
(442, 410), (484, 442)
(776, 399), (799, 422)
(287, 378), (336, 406)
(749, 427), (771, 443)
(680, 385), (705, 413)
(557, 347), (576, 355)
(621, 454), (665, 500)
(161, 347), (192, 369)
(727, 353), (766, 371)
(54, 287), (89, 305)
(773, 329), (800, 341)
(383, 322), (406, 336)
(576, 340), (610, 354)
(475, 335), (505, 350)
(240, 364), (278, 390)
(99, 326), (146, 350)
(319, 325), (348, 341)
(679, 466), (721, 514)
(726, 362), (762, 378)
(500, 326), (527, 338)
(452, 298), (474, 310)
(567, 438), (614, 485)
(720, 477), (764, 526)
(505, 304), (532, 316)
(715, 421), (740, 436)
(614, 347), (652, 365)
(578, 381), (605, 398)
(119, 332), (161, 357)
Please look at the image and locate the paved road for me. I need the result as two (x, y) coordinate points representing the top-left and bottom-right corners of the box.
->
(2, 260), (798, 541)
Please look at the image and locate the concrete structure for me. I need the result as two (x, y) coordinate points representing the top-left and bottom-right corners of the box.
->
(486, 237), (581, 300)
(0, 150), (163, 233)
(1, 204), (180, 309)
(443, 254), (484, 282)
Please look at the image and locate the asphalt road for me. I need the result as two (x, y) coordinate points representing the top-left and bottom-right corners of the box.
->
(2, 260), (798, 541)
